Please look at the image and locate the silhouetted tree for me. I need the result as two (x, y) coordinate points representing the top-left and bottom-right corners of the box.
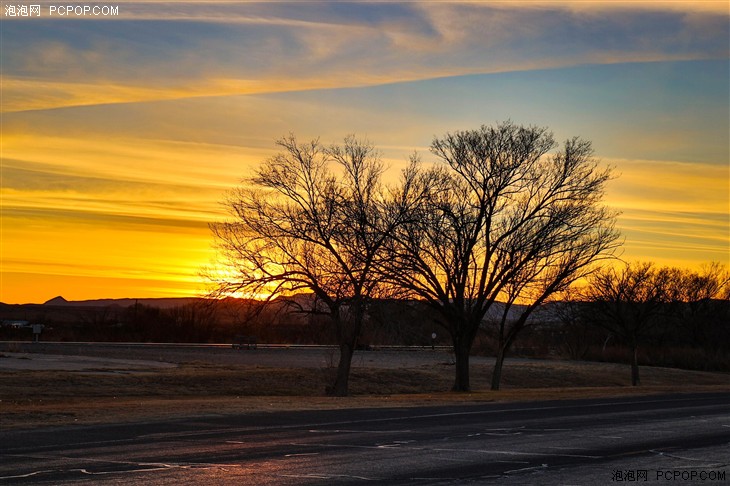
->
(209, 134), (418, 396)
(583, 262), (673, 385)
(551, 288), (602, 360)
(382, 121), (620, 391)
(165, 301), (220, 342)
(666, 263), (730, 351)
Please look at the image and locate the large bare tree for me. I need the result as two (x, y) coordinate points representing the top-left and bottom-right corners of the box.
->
(383, 121), (620, 391)
(210, 134), (414, 396)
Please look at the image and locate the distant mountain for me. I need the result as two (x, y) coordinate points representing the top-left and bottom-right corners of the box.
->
(42, 296), (203, 309)
(44, 296), (69, 306)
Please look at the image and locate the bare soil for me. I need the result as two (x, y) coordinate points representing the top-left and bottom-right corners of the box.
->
(1, 346), (728, 430)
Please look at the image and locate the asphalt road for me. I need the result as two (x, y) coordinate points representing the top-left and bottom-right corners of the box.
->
(2, 392), (728, 485)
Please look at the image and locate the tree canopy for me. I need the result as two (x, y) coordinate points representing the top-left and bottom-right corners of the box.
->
(211, 122), (621, 394)
(381, 122), (621, 390)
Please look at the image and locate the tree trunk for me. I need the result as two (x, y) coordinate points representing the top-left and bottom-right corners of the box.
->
(328, 342), (354, 396)
(630, 344), (641, 386)
(490, 346), (506, 391)
(327, 305), (365, 397)
(452, 338), (471, 392)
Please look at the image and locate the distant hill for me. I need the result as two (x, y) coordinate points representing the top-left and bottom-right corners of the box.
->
(42, 296), (203, 309)
(43, 296), (69, 305)
(35, 295), (565, 318)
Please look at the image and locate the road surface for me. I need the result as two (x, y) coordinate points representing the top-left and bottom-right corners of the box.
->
(1, 393), (728, 484)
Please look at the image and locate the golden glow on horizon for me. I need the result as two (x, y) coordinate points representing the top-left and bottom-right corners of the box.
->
(3, 132), (727, 304)
(202, 264), (284, 301)
(1, 134), (248, 304)
(1, 2), (727, 304)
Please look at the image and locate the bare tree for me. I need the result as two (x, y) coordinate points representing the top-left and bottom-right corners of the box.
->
(383, 121), (620, 391)
(550, 287), (601, 361)
(210, 134), (411, 396)
(485, 225), (617, 391)
(582, 262), (673, 385)
(667, 262), (730, 351)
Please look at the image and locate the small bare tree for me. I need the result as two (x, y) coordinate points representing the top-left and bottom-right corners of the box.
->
(550, 287), (597, 361)
(582, 262), (673, 385)
(210, 134), (411, 396)
(667, 262), (730, 350)
(383, 121), (620, 391)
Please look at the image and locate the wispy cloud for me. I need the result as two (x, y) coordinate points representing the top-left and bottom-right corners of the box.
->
(3, 2), (727, 112)
(606, 158), (729, 213)
(20, 1), (728, 21)
(605, 157), (729, 266)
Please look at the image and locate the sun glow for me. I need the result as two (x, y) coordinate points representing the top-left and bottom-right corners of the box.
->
(201, 263), (285, 302)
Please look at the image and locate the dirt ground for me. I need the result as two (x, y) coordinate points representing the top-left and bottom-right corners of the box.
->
(2, 344), (729, 429)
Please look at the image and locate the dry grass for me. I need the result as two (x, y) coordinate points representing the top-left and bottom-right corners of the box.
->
(2, 358), (729, 430)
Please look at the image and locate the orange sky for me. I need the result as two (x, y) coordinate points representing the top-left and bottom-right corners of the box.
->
(1, 1), (728, 304)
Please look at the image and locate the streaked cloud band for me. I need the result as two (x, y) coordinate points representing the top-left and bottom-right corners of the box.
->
(3, 2), (727, 112)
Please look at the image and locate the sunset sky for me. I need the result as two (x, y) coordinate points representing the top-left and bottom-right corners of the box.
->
(1, 1), (728, 304)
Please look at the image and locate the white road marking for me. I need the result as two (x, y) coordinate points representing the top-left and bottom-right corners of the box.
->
(279, 473), (379, 480)
(503, 463), (548, 474)
(0, 453), (238, 480)
(0, 470), (58, 480)
(76, 465), (176, 475)
(430, 456), (477, 463)
(650, 449), (728, 466)
(428, 447), (600, 459)
(308, 429), (412, 433)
